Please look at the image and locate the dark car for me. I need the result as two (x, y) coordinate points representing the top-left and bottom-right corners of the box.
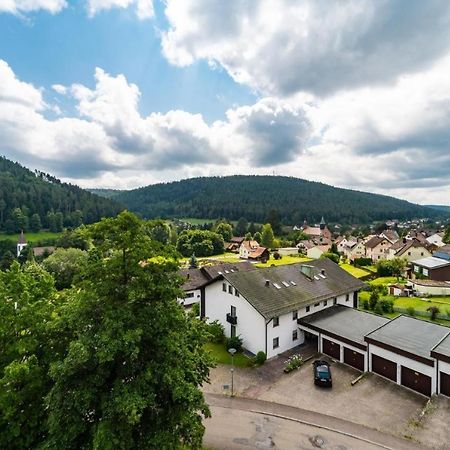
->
(313, 360), (332, 387)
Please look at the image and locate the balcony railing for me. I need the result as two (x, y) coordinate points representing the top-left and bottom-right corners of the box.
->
(226, 313), (237, 325)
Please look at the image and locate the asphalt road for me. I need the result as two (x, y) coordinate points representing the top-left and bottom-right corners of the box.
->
(203, 394), (425, 450)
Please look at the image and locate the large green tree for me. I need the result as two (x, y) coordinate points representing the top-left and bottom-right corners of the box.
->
(46, 211), (213, 449)
(261, 223), (275, 248)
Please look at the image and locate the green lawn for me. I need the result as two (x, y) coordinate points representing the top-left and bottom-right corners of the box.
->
(180, 253), (242, 266)
(369, 276), (400, 286)
(255, 255), (311, 268)
(339, 263), (370, 278)
(204, 342), (252, 367)
(0, 231), (62, 242)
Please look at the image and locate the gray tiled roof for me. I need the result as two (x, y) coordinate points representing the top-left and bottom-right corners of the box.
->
(299, 305), (389, 346)
(365, 315), (450, 360)
(432, 333), (450, 358)
(224, 259), (366, 319)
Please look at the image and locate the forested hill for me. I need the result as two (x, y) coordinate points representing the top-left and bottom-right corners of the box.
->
(115, 175), (437, 224)
(0, 157), (123, 232)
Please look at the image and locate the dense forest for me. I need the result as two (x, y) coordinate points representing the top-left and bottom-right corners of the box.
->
(115, 175), (438, 225)
(0, 157), (123, 232)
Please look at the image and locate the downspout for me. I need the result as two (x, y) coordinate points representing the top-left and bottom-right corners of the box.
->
(265, 317), (273, 355)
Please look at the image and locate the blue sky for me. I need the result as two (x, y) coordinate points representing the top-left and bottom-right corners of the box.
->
(0, 1), (255, 121)
(1, 0), (450, 205)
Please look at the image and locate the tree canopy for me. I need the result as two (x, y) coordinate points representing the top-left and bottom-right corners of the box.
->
(0, 211), (214, 449)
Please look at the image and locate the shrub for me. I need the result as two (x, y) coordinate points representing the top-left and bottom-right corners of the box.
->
(273, 251), (281, 260)
(361, 298), (370, 310)
(379, 298), (394, 313)
(189, 302), (200, 317)
(354, 257), (372, 267)
(374, 302), (384, 315)
(255, 351), (267, 365)
(283, 355), (303, 373)
(226, 335), (243, 352)
(206, 320), (225, 343)
(427, 306), (440, 321)
(369, 290), (379, 310)
(406, 306), (416, 317)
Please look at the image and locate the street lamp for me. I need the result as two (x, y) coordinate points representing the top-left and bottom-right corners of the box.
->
(228, 347), (236, 397)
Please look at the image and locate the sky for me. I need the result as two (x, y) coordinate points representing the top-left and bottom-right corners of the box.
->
(1, 0), (450, 205)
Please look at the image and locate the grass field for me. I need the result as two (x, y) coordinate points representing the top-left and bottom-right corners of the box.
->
(204, 342), (251, 367)
(339, 263), (370, 278)
(255, 255), (311, 268)
(0, 231), (62, 242)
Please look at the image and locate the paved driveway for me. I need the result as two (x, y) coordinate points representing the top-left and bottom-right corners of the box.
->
(204, 351), (449, 448)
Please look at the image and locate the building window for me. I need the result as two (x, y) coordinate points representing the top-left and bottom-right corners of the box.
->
(346, 294), (349, 302)
(292, 311), (298, 320)
(414, 265), (419, 273)
(228, 285), (233, 295)
(231, 324), (236, 338)
(186, 292), (194, 298)
(323, 300), (327, 307)
(333, 297), (337, 305)
(306, 306), (310, 313)
(273, 316), (279, 327)
(314, 303), (320, 307)
(292, 330), (298, 341)
(420, 252), (424, 256)
(235, 290), (240, 297)
(231, 305), (236, 316)
(273, 337), (279, 349)
(222, 283), (226, 292)
(423, 268), (429, 276)
(407, 251), (411, 256)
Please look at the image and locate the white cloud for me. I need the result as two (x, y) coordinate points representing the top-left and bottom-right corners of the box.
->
(0, 0), (66, 14)
(86, 0), (153, 20)
(161, 0), (450, 97)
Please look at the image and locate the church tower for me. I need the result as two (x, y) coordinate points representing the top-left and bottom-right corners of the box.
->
(17, 231), (27, 257)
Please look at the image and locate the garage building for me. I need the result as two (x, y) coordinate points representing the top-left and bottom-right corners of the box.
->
(298, 306), (389, 372)
(365, 316), (450, 396)
(431, 334), (450, 397)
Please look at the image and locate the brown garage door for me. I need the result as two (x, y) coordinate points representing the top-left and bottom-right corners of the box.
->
(401, 366), (431, 396)
(344, 347), (365, 371)
(323, 338), (340, 359)
(372, 354), (397, 382)
(440, 372), (450, 397)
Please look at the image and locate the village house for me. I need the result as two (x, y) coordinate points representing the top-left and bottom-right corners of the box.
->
(427, 232), (445, 248)
(17, 230), (27, 257)
(364, 236), (392, 261)
(306, 244), (330, 259)
(239, 240), (269, 262)
(340, 239), (366, 262)
(411, 256), (450, 281)
(225, 236), (245, 253)
(379, 229), (399, 244)
(387, 238), (434, 263)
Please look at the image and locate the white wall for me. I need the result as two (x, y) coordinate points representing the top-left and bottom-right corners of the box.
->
(204, 280), (266, 355)
(368, 344), (437, 394)
(412, 283), (450, 296)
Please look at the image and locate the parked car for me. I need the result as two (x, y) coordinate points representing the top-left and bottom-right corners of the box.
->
(313, 360), (332, 387)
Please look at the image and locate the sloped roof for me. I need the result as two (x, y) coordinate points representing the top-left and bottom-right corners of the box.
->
(223, 258), (366, 319)
(18, 231), (27, 244)
(365, 236), (385, 249)
(366, 315), (450, 361)
(299, 305), (389, 347)
(180, 268), (209, 291)
(431, 333), (450, 359)
(381, 229), (399, 243)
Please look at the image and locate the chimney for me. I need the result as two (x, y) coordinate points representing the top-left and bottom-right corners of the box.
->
(321, 269), (326, 276)
(187, 273), (190, 279)
(265, 280), (270, 287)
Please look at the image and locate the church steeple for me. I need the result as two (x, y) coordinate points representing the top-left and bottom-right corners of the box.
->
(17, 230), (28, 257)
(319, 216), (326, 230)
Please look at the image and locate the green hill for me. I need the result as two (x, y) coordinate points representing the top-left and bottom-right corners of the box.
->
(0, 156), (124, 232)
(114, 175), (438, 225)
(87, 188), (124, 199)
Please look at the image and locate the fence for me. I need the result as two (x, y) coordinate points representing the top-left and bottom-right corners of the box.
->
(393, 306), (450, 322)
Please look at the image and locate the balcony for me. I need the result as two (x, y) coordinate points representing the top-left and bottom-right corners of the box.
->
(226, 313), (237, 325)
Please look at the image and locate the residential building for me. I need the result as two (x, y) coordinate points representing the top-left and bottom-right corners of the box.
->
(427, 232), (445, 248)
(301, 217), (332, 241)
(387, 238), (434, 263)
(239, 240), (269, 262)
(17, 231), (27, 257)
(203, 259), (365, 358)
(306, 244), (330, 259)
(411, 257), (450, 281)
(340, 240), (366, 262)
(364, 236), (391, 261)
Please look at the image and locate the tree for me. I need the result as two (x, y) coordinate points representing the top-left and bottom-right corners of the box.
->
(391, 257), (407, 281)
(369, 290), (379, 310)
(261, 223), (275, 248)
(235, 217), (248, 236)
(265, 209), (282, 235)
(248, 222), (257, 235)
(45, 212), (214, 449)
(56, 227), (90, 250)
(176, 230), (224, 257)
(42, 248), (89, 289)
(320, 252), (340, 264)
(444, 225), (450, 244)
(0, 251), (15, 270)
(30, 213), (42, 232)
(427, 306), (440, 321)
(0, 262), (59, 449)
(245, 232), (252, 241)
(54, 212), (64, 232)
(215, 223), (233, 242)
(189, 253), (198, 269)
(11, 208), (28, 232)
(253, 231), (262, 243)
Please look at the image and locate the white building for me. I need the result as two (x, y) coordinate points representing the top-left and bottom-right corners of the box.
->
(17, 231), (27, 257)
(202, 259), (365, 359)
